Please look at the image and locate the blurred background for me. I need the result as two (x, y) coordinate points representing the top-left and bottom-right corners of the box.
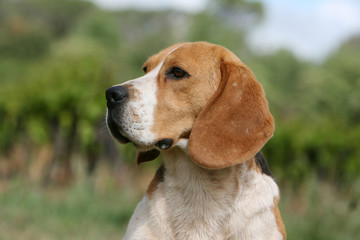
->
(0, 0), (359, 239)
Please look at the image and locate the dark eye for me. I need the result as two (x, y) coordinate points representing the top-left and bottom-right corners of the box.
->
(168, 67), (189, 79)
(142, 66), (147, 73)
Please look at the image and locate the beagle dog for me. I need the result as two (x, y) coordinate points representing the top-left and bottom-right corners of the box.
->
(106, 42), (286, 240)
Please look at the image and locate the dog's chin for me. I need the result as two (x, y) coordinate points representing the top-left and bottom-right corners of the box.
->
(110, 130), (154, 152)
(106, 117), (131, 144)
(109, 128), (131, 144)
(107, 118), (156, 151)
(133, 143), (155, 152)
(113, 131), (131, 144)
(107, 115), (189, 152)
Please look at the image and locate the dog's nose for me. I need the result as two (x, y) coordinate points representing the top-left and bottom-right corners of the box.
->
(106, 85), (129, 109)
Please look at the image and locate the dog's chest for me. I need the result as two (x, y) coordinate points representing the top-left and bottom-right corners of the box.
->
(146, 158), (282, 240)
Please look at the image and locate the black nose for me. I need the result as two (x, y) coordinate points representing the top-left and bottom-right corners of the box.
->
(106, 85), (129, 109)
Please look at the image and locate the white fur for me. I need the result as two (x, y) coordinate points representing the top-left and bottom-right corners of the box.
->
(114, 63), (161, 146)
(123, 148), (283, 240)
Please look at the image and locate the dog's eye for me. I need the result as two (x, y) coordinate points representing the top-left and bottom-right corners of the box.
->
(143, 66), (148, 73)
(168, 67), (189, 79)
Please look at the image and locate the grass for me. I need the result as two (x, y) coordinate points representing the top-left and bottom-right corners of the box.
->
(0, 177), (139, 240)
(0, 171), (359, 239)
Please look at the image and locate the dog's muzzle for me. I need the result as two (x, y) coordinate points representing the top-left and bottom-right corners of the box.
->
(105, 85), (175, 150)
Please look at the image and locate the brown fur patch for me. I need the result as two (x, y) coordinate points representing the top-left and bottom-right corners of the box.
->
(245, 157), (262, 174)
(272, 197), (287, 239)
(142, 43), (187, 73)
(150, 42), (223, 143)
(147, 165), (165, 198)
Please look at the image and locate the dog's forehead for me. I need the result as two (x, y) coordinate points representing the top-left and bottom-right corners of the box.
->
(142, 43), (186, 71)
(143, 42), (224, 71)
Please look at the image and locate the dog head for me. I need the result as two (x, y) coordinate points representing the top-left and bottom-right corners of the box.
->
(106, 42), (274, 169)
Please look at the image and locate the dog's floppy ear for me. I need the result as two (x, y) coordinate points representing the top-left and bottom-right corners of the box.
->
(188, 60), (274, 169)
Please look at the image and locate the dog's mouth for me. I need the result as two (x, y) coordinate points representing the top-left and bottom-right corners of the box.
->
(107, 114), (169, 151)
(107, 111), (191, 151)
(106, 116), (131, 144)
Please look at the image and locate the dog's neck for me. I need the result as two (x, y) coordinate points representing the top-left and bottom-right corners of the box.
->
(163, 139), (253, 188)
(160, 144), (282, 239)
(162, 147), (244, 196)
(147, 144), (282, 239)
(161, 147), (243, 238)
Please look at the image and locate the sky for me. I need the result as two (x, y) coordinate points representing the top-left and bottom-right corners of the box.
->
(89, 0), (207, 12)
(247, 0), (360, 61)
(88, 0), (360, 62)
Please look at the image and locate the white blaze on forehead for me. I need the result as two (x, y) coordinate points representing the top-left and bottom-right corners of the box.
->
(118, 62), (162, 145)
(113, 45), (183, 147)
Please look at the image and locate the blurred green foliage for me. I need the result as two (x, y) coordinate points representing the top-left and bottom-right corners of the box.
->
(0, 0), (359, 188)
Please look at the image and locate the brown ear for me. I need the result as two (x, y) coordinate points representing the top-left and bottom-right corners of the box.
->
(188, 61), (274, 169)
